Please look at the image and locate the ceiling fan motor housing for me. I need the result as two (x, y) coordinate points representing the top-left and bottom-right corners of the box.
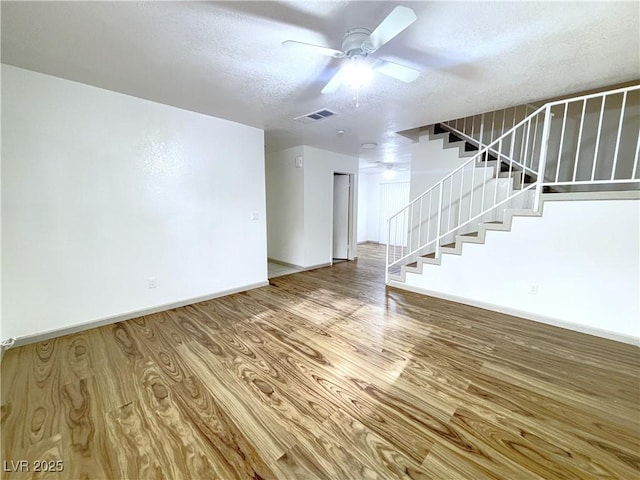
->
(342, 28), (373, 57)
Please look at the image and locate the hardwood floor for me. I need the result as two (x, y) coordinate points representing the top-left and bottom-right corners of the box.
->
(2, 242), (638, 479)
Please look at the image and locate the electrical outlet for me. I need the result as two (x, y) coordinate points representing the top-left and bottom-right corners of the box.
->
(147, 277), (157, 289)
(528, 284), (539, 295)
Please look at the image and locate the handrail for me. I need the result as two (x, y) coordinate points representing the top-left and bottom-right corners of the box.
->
(545, 85), (637, 107)
(385, 83), (640, 282)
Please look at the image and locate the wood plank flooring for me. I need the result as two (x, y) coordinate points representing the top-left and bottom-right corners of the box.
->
(2, 242), (639, 479)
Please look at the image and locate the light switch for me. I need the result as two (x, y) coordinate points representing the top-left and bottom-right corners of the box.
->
(251, 212), (260, 221)
(295, 156), (303, 168)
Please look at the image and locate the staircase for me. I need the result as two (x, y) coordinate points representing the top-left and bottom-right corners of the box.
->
(386, 85), (640, 283)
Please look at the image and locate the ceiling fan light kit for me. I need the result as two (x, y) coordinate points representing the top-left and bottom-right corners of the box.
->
(343, 56), (373, 90)
(282, 6), (420, 103)
(383, 166), (396, 180)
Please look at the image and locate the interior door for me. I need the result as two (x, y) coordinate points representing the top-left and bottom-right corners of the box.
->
(333, 173), (350, 260)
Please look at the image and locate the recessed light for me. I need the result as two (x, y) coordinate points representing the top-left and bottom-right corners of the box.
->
(337, 129), (346, 135)
(361, 142), (377, 149)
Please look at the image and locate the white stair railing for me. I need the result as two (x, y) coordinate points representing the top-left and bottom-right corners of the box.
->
(386, 85), (640, 281)
(443, 104), (538, 149)
(544, 86), (640, 187)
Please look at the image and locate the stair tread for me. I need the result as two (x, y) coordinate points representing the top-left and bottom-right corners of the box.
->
(461, 232), (479, 237)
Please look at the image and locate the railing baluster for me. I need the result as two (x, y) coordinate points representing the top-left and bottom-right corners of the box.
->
(633, 130), (640, 179)
(493, 130), (516, 206)
(611, 91), (628, 180)
(492, 111), (497, 143)
(520, 148), (525, 191)
(573, 98), (587, 182)
(427, 191), (432, 243)
(481, 149), (488, 213)
(519, 119), (526, 165)
(435, 185), (443, 258)
(389, 217), (393, 266)
(480, 113), (485, 146)
(471, 115), (475, 139)
(417, 197), (423, 249)
(458, 166), (465, 227)
(591, 94), (607, 181)
(556, 102), (568, 183)
(408, 203), (413, 255)
(508, 143), (514, 190)
(530, 113), (539, 170)
(399, 210), (404, 260)
(394, 215), (398, 263)
(494, 138), (503, 212)
(534, 106), (553, 212)
(447, 176), (453, 232)
(522, 118), (532, 170)
(508, 129), (516, 169)
(468, 161), (476, 222)
(403, 209), (408, 259)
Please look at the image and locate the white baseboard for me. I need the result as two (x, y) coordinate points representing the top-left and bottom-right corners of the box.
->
(6, 281), (270, 350)
(268, 258), (333, 271)
(388, 281), (639, 346)
(267, 258), (304, 269)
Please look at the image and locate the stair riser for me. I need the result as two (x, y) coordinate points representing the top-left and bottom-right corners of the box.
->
(397, 207), (541, 281)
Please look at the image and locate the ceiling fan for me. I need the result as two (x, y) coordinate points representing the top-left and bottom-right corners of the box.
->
(282, 6), (420, 95)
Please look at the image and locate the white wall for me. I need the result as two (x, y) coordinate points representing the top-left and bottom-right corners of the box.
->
(357, 170), (411, 243)
(402, 197), (640, 341)
(410, 130), (469, 200)
(357, 173), (371, 243)
(265, 146), (305, 266)
(2, 65), (267, 342)
(265, 145), (358, 268)
(303, 146), (358, 266)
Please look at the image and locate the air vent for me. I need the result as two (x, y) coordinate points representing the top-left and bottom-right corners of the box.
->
(294, 108), (338, 124)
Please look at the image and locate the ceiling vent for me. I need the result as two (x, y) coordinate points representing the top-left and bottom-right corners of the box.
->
(294, 108), (338, 124)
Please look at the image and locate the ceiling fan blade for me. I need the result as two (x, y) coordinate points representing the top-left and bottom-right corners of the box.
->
(365, 6), (417, 52)
(282, 40), (344, 58)
(321, 69), (345, 94)
(374, 59), (420, 83)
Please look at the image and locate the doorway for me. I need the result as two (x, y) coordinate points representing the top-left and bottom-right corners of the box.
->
(332, 173), (353, 262)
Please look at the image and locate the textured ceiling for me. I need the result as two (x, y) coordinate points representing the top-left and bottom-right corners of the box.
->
(2, 1), (639, 172)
